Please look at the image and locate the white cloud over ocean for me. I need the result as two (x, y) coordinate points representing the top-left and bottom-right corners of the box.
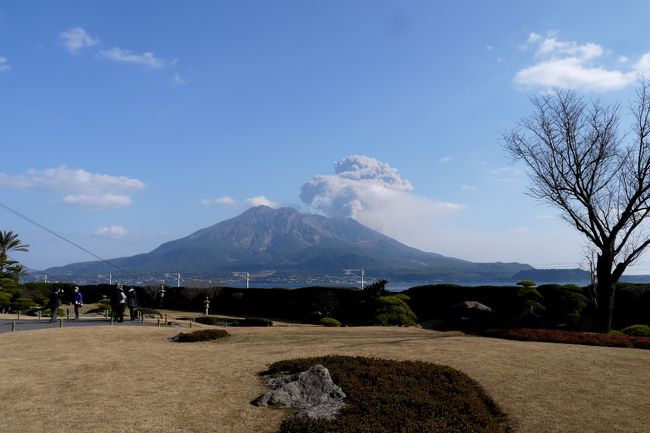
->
(300, 155), (464, 247)
(0, 166), (145, 208)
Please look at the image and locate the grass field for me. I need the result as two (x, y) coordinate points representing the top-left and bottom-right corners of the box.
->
(0, 325), (648, 433)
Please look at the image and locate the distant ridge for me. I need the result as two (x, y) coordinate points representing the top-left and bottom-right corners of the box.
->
(45, 206), (536, 282)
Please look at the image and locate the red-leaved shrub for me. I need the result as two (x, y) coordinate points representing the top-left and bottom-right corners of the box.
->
(481, 328), (650, 349)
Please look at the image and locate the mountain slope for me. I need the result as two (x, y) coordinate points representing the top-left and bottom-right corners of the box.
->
(45, 206), (533, 281)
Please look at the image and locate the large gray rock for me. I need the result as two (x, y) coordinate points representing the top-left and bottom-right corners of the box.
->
(253, 364), (346, 419)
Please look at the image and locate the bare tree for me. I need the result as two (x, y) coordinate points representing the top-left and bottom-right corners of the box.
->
(503, 82), (650, 332)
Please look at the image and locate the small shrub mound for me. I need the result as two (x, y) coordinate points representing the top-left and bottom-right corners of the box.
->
(482, 328), (650, 350)
(231, 318), (273, 327)
(319, 317), (341, 327)
(137, 307), (162, 318)
(262, 355), (510, 433)
(171, 329), (229, 342)
(622, 324), (650, 337)
(194, 316), (273, 327)
(194, 316), (225, 326)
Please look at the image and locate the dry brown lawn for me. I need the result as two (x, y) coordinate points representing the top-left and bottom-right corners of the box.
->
(0, 325), (648, 433)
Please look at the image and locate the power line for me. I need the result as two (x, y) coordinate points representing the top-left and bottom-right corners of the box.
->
(0, 201), (137, 281)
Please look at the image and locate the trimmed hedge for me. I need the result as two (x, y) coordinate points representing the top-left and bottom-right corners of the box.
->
(622, 324), (650, 337)
(172, 329), (229, 342)
(319, 317), (342, 327)
(194, 316), (226, 326)
(481, 328), (650, 349)
(262, 355), (511, 433)
(231, 318), (273, 327)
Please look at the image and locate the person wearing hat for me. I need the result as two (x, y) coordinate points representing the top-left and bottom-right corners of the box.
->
(73, 286), (83, 320)
(115, 285), (127, 323)
(127, 287), (138, 321)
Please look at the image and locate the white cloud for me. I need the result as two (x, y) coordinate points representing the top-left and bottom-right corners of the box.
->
(635, 53), (650, 76)
(527, 32), (541, 43)
(0, 166), (145, 208)
(97, 47), (171, 68)
(514, 33), (650, 92)
(300, 155), (464, 248)
(198, 196), (236, 206)
(245, 196), (280, 208)
(59, 27), (99, 54)
(513, 226), (529, 233)
(439, 156), (454, 163)
(96, 225), (128, 238)
(461, 185), (478, 192)
(170, 72), (188, 86)
(62, 193), (132, 208)
(0, 56), (9, 72)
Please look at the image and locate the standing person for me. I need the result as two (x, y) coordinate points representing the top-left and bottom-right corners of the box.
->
(127, 287), (138, 320)
(73, 287), (83, 320)
(110, 285), (120, 321)
(116, 285), (127, 323)
(49, 287), (64, 322)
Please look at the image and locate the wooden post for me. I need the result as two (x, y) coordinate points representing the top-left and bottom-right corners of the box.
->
(189, 321), (192, 328)
(59, 318), (63, 328)
(38, 311), (41, 322)
(157, 318), (160, 327)
(164, 314), (168, 326)
(11, 321), (15, 332)
(110, 317), (114, 326)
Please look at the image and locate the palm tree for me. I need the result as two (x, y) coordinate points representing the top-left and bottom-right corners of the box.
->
(0, 230), (29, 263)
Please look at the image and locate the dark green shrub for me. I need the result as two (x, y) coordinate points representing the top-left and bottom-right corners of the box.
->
(262, 355), (510, 433)
(371, 295), (417, 326)
(622, 324), (650, 337)
(11, 297), (36, 312)
(231, 318), (273, 327)
(537, 284), (588, 329)
(319, 317), (341, 327)
(194, 316), (227, 326)
(171, 329), (229, 342)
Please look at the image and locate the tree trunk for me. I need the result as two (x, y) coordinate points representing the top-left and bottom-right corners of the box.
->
(593, 254), (616, 333)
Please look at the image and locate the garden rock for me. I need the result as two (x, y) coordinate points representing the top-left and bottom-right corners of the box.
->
(253, 364), (346, 419)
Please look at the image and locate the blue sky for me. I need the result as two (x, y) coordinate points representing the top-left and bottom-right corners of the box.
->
(2, 1), (650, 274)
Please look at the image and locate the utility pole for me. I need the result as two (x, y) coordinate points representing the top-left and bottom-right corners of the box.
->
(344, 268), (365, 290)
(164, 273), (181, 287)
(232, 272), (250, 288)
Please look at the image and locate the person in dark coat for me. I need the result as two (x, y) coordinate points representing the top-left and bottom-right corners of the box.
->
(127, 287), (138, 320)
(73, 286), (83, 320)
(49, 287), (64, 322)
(110, 285), (120, 321)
